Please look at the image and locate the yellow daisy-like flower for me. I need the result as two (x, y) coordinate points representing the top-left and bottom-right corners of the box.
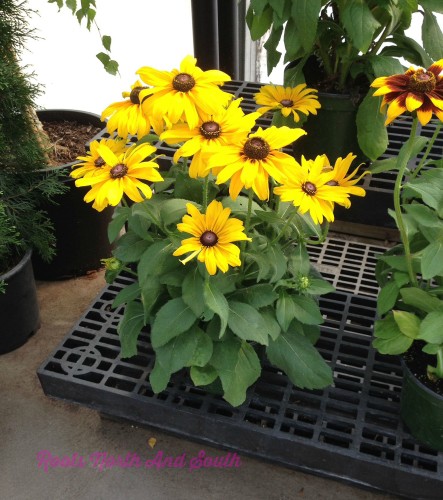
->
(173, 200), (251, 275)
(319, 153), (368, 197)
(274, 156), (352, 224)
(160, 99), (260, 178)
(254, 84), (321, 122)
(101, 80), (153, 138)
(74, 143), (163, 212)
(206, 126), (306, 201)
(70, 138), (128, 180)
(137, 55), (233, 134)
(371, 60), (443, 125)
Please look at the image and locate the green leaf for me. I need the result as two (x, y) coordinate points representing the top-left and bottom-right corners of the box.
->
(404, 203), (440, 228)
(149, 360), (170, 393)
(210, 338), (261, 407)
(140, 279), (161, 322)
(366, 54), (405, 77)
(265, 26), (283, 74)
(66, 0), (77, 13)
(150, 298), (197, 348)
(373, 314), (413, 354)
(118, 301), (145, 358)
(291, 0), (321, 52)
(288, 243), (311, 276)
(283, 18), (304, 62)
(422, 11), (443, 60)
(392, 310), (420, 339)
(127, 213), (152, 240)
(96, 52), (110, 66)
(305, 278), (335, 296)
(276, 292), (297, 332)
(400, 287), (443, 313)
(112, 233), (152, 263)
(267, 330), (333, 389)
(420, 0), (443, 14)
(190, 365), (218, 386)
(266, 243), (287, 283)
(159, 198), (193, 227)
(203, 279), (229, 338)
(182, 268), (206, 317)
(228, 301), (269, 345)
(247, 4), (274, 40)
(356, 91), (388, 161)
(137, 240), (178, 284)
(107, 206), (131, 243)
(342, 0), (381, 53)
(234, 284), (278, 308)
(131, 198), (162, 226)
(421, 241), (443, 279)
(377, 281), (399, 316)
(260, 307), (281, 341)
(101, 34), (112, 51)
(368, 157), (397, 174)
(418, 311), (443, 344)
(222, 195), (261, 215)
(187, 329), (213, 367)
(291, 295), (324, 325)
(112, 282), (141, 309)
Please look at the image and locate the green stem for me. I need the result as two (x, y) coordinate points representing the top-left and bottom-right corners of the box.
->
(202, 175), (209, 212)
(428, 347), (443, 380)
(240, 190), (254, 260)
(411, 123), (442, 179)
(394, 117), (419, 286)
(271, 211), (297, 245)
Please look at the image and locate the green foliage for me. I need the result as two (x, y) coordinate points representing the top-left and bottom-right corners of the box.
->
(103, 167), (334, 406)
(373, 119), (443, 380)
(0, 0), (67, 274)
(246, 0), (443, 160)
(47, 0), (119, 74)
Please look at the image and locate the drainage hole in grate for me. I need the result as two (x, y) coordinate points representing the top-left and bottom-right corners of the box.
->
(342, 334), (371, 347)
(289, 393), (322, 410)
(362, 428), (397, 446)
(335, 371), (364, 385)
(171, 395), (203, 409)
(94, 345), (119, 360)
(325, 402), (358, 420)
(208, 405), (235, 418)
(42, 361), (65, 374)
(138, 385), (154, 398)
(113, 365), (144, 379)
(248, 401), (279, 415)
(280, 423), (314, 439)
(400, 453), (438, 472)
(105, 377), (136, 392)
(333, 379), (363, 394)
(97, 361), (112, 371)
(360, 442), (395, 460)
(253, 385), (285, 403)
(339, 344), (369, 360)
(85, 310), (108, 323)
(71, 331), (95, 341)
(78, 320), (102, 331)
(325, 420), (355, 435)
(365, 411), (399, 430)
(244, 413), (275, 429)
(319, 432), (351, 449)
(284, 409), (318, 425)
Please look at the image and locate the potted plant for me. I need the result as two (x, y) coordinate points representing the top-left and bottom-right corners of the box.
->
(70, 55), (367, 406)
(370, 59), (443, 450)
(0, 0), (64, 353)
(246, 0), (443, 163)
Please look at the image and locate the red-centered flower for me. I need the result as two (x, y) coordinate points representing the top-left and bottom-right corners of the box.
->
(371, 60), (443, 125)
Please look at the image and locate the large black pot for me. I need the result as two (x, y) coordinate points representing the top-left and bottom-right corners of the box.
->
(32, 109), (113, 280)
(0, 250), (40, 354)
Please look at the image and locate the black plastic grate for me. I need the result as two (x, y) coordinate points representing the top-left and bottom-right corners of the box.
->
(38, 239), (442, 500)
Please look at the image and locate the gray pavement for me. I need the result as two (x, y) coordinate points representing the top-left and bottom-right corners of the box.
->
(1, 271), (398, 500)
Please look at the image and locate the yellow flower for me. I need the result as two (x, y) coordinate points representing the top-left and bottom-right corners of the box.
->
(254, 84), (321, 122)
(71, 138), (128, 179)
(173, 200), (251, 275)
(160, 99), (260, 178)
(137, 55), (233, 134)
(101, 80), (153, 138)
(207, 126), (306, 201)
(371, 60), (443, 125)
(74, 143), (163, 211)
(319, 153), (368, 197)
(274, 156), (352, 224)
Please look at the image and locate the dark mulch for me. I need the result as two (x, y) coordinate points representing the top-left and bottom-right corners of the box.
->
(41, 120), (102, 166)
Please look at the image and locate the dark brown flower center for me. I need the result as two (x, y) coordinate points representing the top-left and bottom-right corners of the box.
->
(172, 73), (195, 92)
(280, 99), (294, 107)
(94, 157), (105, 167)
(302, 181), (317, 195)
(200, 121), (221, 139)
(200, 230), (218, 247)
(110, 163), (128, 178)
(325, 180), (339, 186)
(243, 137), (270, 160)
(129, 86), (147, 105)
(408, 70), (436, 94)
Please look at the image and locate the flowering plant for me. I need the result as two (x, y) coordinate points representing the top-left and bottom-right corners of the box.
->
(246, 0), (443, 160)
(371, 59), (443, 385)
(72, 55), (365, 406)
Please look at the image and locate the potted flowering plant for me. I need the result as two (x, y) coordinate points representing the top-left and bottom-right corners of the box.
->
(246, 0), (443, 162)
(72, 55), (366, 407)
(370, 59), (443, 450)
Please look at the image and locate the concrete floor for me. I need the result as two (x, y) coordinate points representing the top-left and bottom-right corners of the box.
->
(1, 271), (398, 500)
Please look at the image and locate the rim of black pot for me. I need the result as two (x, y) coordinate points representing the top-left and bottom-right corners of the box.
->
(0, 249), (32, 281)
(400, 356), (443, 400)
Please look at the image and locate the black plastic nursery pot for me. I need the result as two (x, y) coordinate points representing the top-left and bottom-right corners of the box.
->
(0, 250), (40, 354)
(400, 358), (443, 452)
(32, 110), (114, 280)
